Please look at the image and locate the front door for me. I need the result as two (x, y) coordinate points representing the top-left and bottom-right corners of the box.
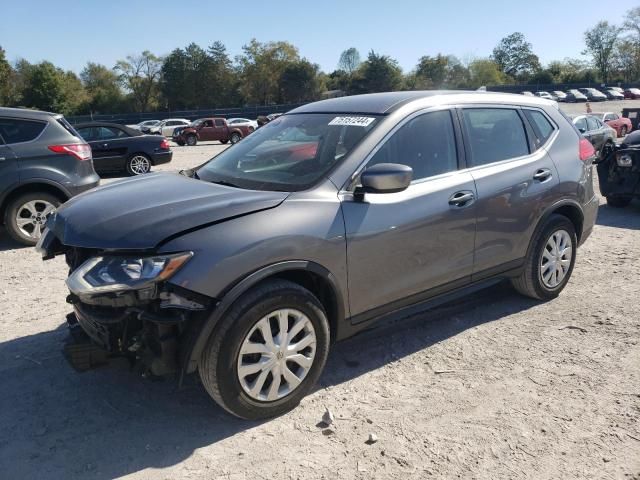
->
(198, 120), (216, 141)
(342, 109), (477, 319)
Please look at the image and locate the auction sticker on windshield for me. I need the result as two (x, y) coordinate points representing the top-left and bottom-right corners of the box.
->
(328, 116), (376, 127)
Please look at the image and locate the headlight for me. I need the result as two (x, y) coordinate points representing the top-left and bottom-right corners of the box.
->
(617, 153), (633, 167)
(66, 252), (192, 297)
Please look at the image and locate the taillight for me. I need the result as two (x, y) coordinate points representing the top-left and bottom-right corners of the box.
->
(579, 138), (595, 161)
(159, 139), (170, 150)
(48, 144), (92, 161)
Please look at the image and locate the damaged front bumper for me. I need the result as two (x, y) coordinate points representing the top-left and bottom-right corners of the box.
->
(37, 229), (214, 377)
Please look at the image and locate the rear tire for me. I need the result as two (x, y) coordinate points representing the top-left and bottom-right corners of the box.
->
(606, 196), (632, 208)
(511, 214), (577, 300)
(199, 279), (330, 420)
(126, 153), (152, 176)
(4, 192), (61, 246)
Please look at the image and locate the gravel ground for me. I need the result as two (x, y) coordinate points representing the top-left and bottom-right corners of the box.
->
(0, 116), (639, 479)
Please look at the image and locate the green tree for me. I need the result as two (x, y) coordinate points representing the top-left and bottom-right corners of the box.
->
(21, 62), (67, 113)
(583, 21), (621, 83)
(468, 59), (507, 87)
(279, 60), (323, 103)
(338, 48), (361, 75)
(352, 51), (403, 94)
(492, 32), (540, 80)
(415, 54), (449, 88)
(80, 62), (123, 113)
(0, 46), (11, 105)
(238, 39), (300, 104)
(115, 50), (162, 112)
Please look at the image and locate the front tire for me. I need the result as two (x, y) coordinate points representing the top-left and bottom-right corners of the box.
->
(511, 214), (577, 300)
(199, 280), (330, 420)
(126, 154), (152, 176)
(230, 133), (242, 144)
(4, 192), (60, 245)
(186, 135), (197, 146)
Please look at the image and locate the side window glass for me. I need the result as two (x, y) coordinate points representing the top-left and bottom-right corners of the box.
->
(0, 118), (46, 144)
(461, 108), (529, 166)
(586, 117), (599, 131)
(204, 120), (214, 127)
(574, 117), (587, 132)
(76, 127), (94, 141)
(215, 119), (225, 127)
(523, 109), (555, 146)
(367, 110), (458, 181)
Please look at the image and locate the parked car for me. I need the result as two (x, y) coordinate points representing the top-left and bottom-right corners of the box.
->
(38, 91), (599, 419)
(572, 115), (617, 160)
(624, 88), (640, 99)
(227, 118), (258, 131)
(172, 118), (252, 146)
(578, 88), (607, 102)
(535, 91), (554, 100)
(144, 119), (191, 137)
(74, 122), (173, 175)
(609, 87), (624, 94)
(603, 88), (624, 100)
(266, 113), (283, 121)
(132, 119), (161, 131)
(551, 91), (567, 102)
(0, 107), (99, 245)
(590, 112), (632, 137)
(596, 130), (640, 207)
(566, 89), (588, 102)
(521, 91), (534, 96)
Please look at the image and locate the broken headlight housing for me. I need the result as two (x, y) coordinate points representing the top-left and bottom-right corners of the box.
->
(66, 252), (193, 297)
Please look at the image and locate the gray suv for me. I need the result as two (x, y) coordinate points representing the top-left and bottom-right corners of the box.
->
(0, 107), (99, 245)
(38, 91), (599, 419)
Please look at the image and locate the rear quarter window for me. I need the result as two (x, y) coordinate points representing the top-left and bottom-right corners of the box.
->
(0, 118), (47, 144)
(523, 109), (556, 146)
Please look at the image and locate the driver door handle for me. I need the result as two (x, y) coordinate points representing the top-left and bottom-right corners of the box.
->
(449, 191), (475, 207)
(533, 168), (552, 182)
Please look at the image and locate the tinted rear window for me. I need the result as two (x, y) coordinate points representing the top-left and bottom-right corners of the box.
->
(461, 108), (530, 166)
(523, 109), (555, 146)
(0, 118), (47, 144)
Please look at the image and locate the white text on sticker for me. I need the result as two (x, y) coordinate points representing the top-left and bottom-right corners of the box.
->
(328, 116), (376, 127)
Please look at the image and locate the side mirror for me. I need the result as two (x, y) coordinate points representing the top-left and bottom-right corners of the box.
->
(356, 163), (413, 198)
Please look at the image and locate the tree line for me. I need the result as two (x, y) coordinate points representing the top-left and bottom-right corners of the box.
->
(0, 8), (639, 116)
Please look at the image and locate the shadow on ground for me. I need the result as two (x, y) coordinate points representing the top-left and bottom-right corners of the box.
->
(0, 281), (537, 479)
(596, 200), (640, 230)
(0, 227), (28, 252)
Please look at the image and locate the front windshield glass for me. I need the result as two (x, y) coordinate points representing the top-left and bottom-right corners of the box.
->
(196, 113), (381, 191)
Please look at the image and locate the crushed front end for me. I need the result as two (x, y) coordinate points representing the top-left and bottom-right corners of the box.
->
(38, 231), (212, 377)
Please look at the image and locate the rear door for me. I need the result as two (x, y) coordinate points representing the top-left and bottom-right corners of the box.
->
(213, 119), (227, 141)
(459, 106), (560, 277)
(0, 130), (19, 202)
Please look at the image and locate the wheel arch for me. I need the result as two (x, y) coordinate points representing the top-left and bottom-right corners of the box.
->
(532, 200), (585, 252)
(0, 181), (70, 224)
(184, 260), (345, 374)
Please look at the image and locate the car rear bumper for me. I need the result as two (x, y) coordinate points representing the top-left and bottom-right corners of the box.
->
(152, 150), (173, 165)
(66, 173), (100, 197)
(580, 194), (599, 246)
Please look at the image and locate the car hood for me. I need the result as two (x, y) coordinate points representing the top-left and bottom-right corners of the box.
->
(48, 172), (289, 250)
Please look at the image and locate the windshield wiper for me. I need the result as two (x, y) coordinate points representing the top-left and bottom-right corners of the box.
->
(210, 179), (241, 188)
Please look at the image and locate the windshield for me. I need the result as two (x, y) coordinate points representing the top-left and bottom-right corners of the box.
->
(196, 113), (381, 191)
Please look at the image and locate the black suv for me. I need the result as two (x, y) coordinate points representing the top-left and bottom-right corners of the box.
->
(0, 107), (100, 245)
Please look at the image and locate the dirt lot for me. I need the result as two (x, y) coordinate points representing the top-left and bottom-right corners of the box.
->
(1, 116), (639, 479)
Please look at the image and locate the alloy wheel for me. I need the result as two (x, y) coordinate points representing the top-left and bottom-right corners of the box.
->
(129, 155), (151, 175)
(539, 229), (572, 289)
(15, 199), (56, 240)
(237, 308), (316, 402)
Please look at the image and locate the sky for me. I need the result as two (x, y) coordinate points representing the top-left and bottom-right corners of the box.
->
(0, 0), (629, 74)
